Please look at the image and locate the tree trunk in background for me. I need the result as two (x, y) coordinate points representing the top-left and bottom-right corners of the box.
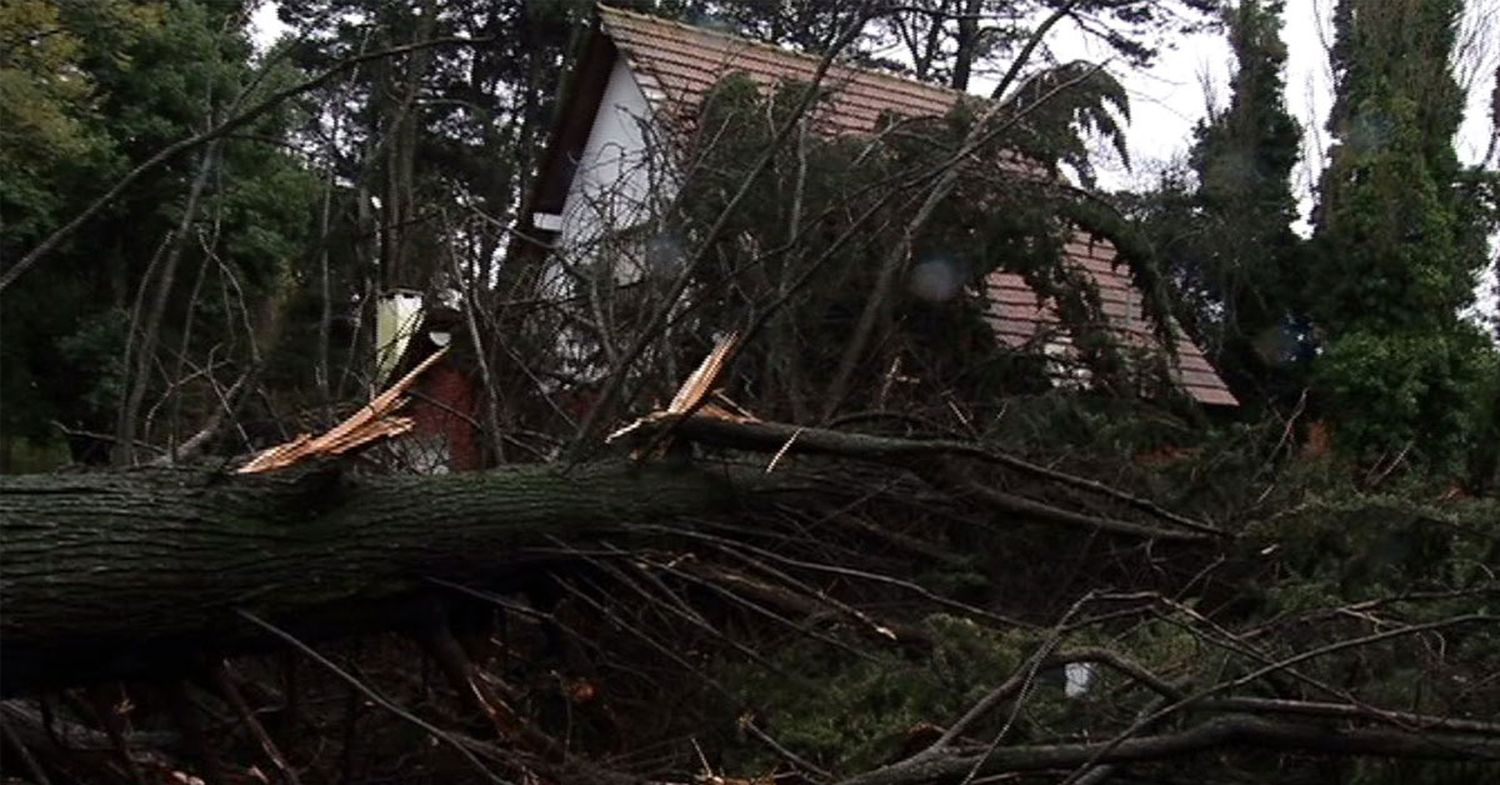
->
(950, 0), (984, 91)
(378, 0), (438, 290)
(114, 142), (221, 466)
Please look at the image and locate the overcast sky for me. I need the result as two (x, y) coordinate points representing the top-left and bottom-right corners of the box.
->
(1061, 0), (1499, 199)
(250, 0), (1498, 310)
(251, 1), (1497, 187)
(1042, 0), (1497, 315)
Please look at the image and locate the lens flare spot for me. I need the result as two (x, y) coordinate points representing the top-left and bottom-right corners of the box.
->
(910, 257), (964, 302)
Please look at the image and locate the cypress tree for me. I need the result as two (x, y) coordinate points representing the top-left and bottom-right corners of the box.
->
(1187, 0), (1303, 404)
(1309, 0), (1497, 467)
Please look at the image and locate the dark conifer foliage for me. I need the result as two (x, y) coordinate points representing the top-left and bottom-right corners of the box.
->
(1309, 0), (1498, 467)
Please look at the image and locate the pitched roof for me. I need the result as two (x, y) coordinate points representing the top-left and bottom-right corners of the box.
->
(541, 5), (1237, 407)
(986, 242), (1239, 406)
(599, 5), (963, 135)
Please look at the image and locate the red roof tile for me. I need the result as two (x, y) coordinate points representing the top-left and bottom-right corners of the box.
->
(601, 6), (961, 133)
(592, 5), (1237, 406)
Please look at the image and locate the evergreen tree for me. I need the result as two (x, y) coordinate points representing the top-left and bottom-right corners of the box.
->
(1117, 1), (1303, 409)
(1308, 0), (1497, 468)
(1187, 0), (1303, 403)
(0, 0), (318, 465)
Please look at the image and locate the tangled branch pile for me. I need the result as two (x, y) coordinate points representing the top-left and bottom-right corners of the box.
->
(3, 350), (1497, 784)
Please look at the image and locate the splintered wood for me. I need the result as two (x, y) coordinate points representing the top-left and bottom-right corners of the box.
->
(667, 331), (739, 415)
(607, 332), (755, 448)
(237, 348), (450, 474)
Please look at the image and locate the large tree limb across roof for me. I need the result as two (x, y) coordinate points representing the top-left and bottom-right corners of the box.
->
(522, 5), (1238, 405)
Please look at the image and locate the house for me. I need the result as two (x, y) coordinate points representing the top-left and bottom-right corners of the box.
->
(512, 5), (1238, 407)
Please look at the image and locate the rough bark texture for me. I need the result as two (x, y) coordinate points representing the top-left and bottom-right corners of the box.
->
(0, 461), (740, 693)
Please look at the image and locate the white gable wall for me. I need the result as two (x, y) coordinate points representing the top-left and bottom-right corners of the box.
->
(557, 57), (663, 252)
(541, 56), (674, 383)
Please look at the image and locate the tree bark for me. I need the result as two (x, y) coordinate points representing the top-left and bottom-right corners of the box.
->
(2, 413), (1220, 694)
(0, 461), (741, 693)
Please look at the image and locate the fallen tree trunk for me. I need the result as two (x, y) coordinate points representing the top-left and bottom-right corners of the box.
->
(0, 414), (1221, 695)
(5, 426), (1497, 782)
(0, 461), (742, 693)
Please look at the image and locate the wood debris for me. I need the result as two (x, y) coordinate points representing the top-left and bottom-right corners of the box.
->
(668, 331), (740, 415)
(237, 348), (449, 474)
(607, 332), (755, 447)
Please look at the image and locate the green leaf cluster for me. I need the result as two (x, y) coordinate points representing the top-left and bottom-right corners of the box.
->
(1, 0), (318, 454)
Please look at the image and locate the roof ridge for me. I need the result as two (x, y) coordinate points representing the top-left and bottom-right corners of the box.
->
(595, 3), (973, 105)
